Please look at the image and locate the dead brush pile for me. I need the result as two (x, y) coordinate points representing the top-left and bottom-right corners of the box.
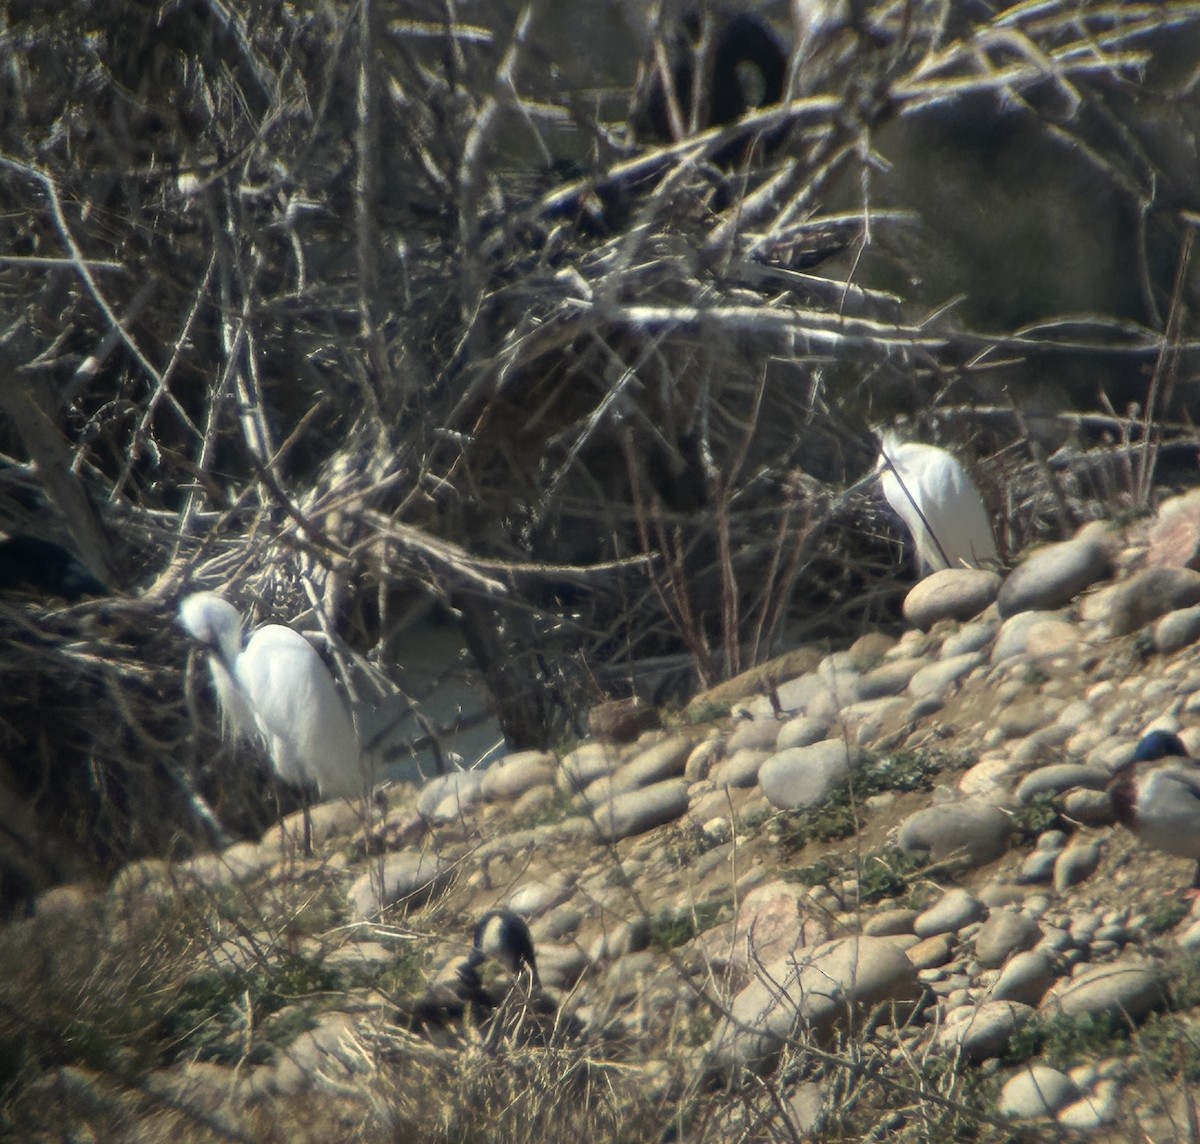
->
(0, 0), (1199, 905)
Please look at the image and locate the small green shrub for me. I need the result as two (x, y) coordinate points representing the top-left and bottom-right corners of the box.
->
(858, 847), (925, 903)
(648, 900), (725, 951)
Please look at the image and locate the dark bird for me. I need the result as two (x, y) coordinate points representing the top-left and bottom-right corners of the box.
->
(459, 909), (541, 994)
(1109, 731), (1200, 893)
(0, 534), (108, 600)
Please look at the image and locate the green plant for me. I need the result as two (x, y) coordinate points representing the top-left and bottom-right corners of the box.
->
(1005, 1011), (1132, 1068)
(1144, 897), (1191, 937)
(1008, 793), (1061, 840)
(784, 859), (840, 887)
(857, 847), (925, 904)
(648, 900), (726, 951)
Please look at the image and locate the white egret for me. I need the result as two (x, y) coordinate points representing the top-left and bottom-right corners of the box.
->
(877, 433), (998, 575)
(179, 591), (366, 852)
(1109, 731), (1200, 893)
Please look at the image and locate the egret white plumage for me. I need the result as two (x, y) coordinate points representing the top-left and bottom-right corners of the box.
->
(1109, 730), (1200, 892)
(179, 591), (366, 851)
(876, 432), (998, 575)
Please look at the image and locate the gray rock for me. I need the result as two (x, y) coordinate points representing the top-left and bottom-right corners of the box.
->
(558, 741), (624, 793)
(480, 750), (556, 801)
(1041, 958), (1164, 1023)
(858, 658), (926, 699)
(935, 1000), (1035, 1062)
(1154, 605), (1200, 655)
(607, 733), (697, 794)
(1017, 849), (1056, 883)
(907, 932), (956, 970)
(759, 740), (859, 811)
(898, 799), (1012, 867)
(1053, 841), (1101, 892)
(903, 569), (1002, 631)
(974, 910), (1042, 969)
(728, 718), (782, 752)
(863, 908), (920, 937)
(914, 889), (986, 939)
(1096, 566), (1200, 636)
(417, 770), (483, 819)
(773, 673), (838, 718)
(684, 737), (724, 782)
(776, 715), (831, 750)
(1060, 788), (1114, 825)
(588, 917), (650, 961)
(705, 936), (921, 1075)
(999, 1064), (1080, 1119)
(347, 853), (449, 921)
(534, 904), (584, 940)
(536, 943), (589, 990)
(690, 882), (829, 973)
(941, 621), (997, 659)
(711, 747), (771, 788)
(991, 610), (1066, 662)
(1013, 764), (1109, 803)
(996, 536), (1114, 619)
(989, 949), (1058, 1006)
(506, 880), (571, 916)
(907, 652), (986, 699)
(1057, 1080), (1119, 1129)
(590, 779), (690, 842)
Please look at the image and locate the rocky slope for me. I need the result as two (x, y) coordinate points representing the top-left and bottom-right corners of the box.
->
(10, 491), (1200, 1141)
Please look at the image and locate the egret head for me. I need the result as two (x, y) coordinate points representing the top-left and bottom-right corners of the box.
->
(179, 591), (244, 668)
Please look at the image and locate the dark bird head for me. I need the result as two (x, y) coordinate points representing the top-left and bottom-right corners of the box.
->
(1132, 730), (1189, 763)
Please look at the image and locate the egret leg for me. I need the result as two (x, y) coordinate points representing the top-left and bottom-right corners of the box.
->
(302, 787), (313, 858)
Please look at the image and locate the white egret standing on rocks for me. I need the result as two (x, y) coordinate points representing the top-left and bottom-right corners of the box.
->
(179, 590), (365, 853)
(876, 432), (998, 575)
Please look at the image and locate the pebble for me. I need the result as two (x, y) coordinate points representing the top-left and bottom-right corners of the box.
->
(417, 770), (484, 819)
(347, 852), (449, 921)
(1014, 763), (1109, 803)
(590, 779), (690, 842)
(989, 949), (1057, 1007)
(705, 936), (921, 1075)
(1093, 566), (1200, 636)
(973, 909), (1042, 969)
(902, 569), (1001, 630)
(907, 652), (986, 699)
(759, 739), (859, 811)
(934, 1000), (1035, 1062)
(996, 535), (1114, 619)
(1053, 840), (1102, 892)
(991, 610), (1065, 662)
(1154, 605), (1200, 654)
(480, 750), (556, 801)
(1041, 958), (1163, 1024)
(776, 714), (831, 750)
(711, 747), (771, 788)
(914, 889), (986, 939)
(897, 799), (1012, 867)
(998, 1063), (1079, 1119)
(940, 621), (997, 659)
